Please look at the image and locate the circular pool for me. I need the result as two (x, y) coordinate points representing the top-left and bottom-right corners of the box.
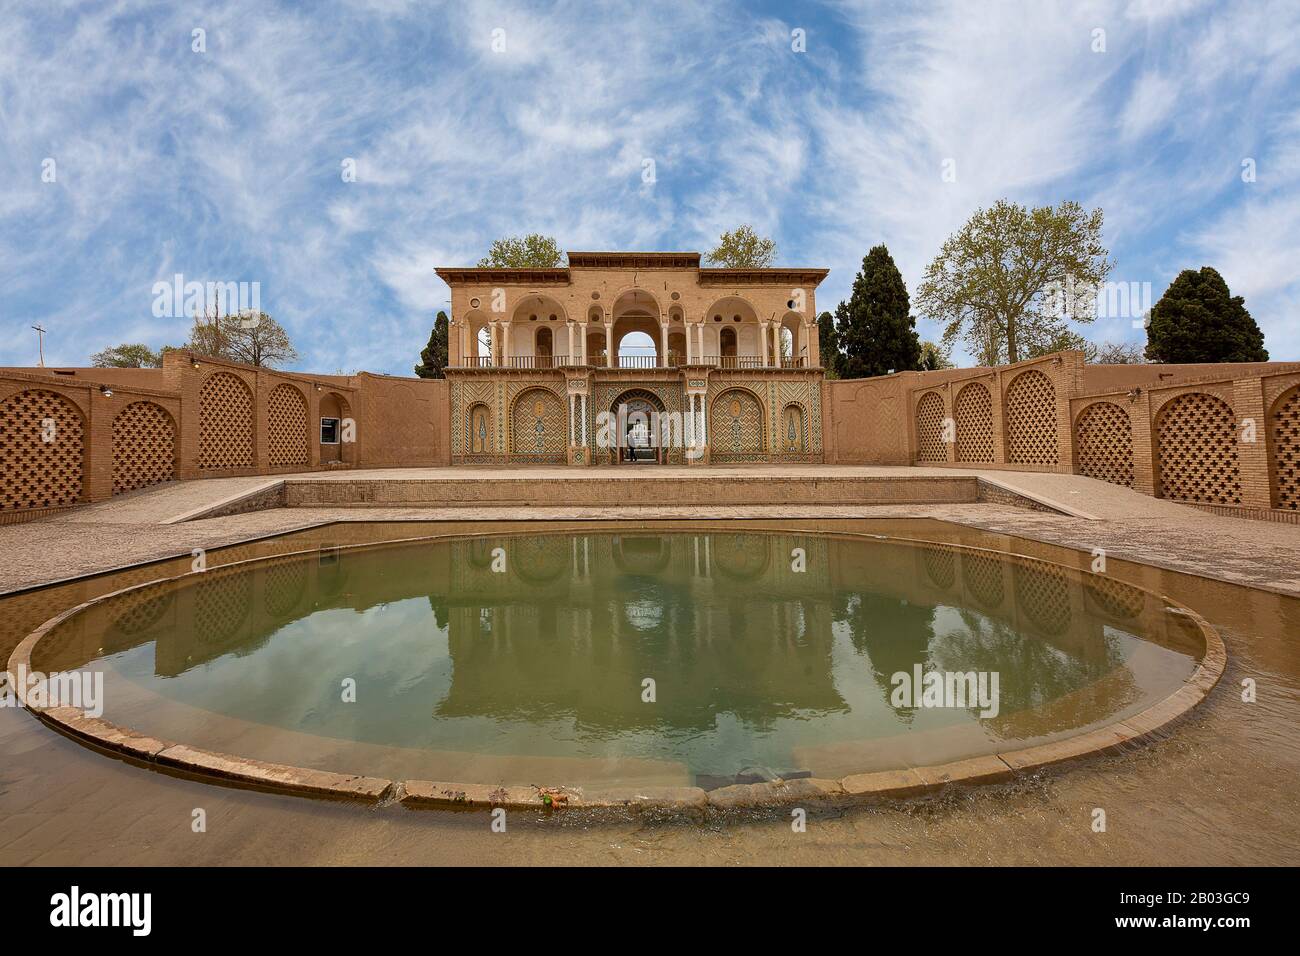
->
(13, 529), (1223, 808)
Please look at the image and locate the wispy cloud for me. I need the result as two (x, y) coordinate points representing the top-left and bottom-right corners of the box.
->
(1, 0), (1297, 372)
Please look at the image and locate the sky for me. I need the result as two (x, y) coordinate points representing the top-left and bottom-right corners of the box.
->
(2, 0), (1298, 374)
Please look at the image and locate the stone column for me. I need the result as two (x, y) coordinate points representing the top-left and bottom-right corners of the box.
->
(566, 322), (575, 366)
(604, 323), (614, 368)
(773, 323), (782, 367)
(660, 322), (669, 367)
(489, 322), (500, 366)
(760, 321), (769, 366)
(686, 321), (694, 364)
(698, 324), (706, 364)
(502, 322), (512, 366)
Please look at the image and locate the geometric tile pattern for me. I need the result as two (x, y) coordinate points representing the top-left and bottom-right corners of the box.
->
(954, 382), (994, 463)
(267, 383), (309, 467)
(1005, 369), (1059, 465)
(1269, 385), (1300, 510)
(710, 388), (765, 462)
(915, 391), (946, 463)
(112, 401), (175, 495)
(510, 387), (566, 461)
(1157, 392), (1242, 505)
(198, 372), (254, 470)
(1074, 401), (1134, 488)
(0, 389), (84, 511)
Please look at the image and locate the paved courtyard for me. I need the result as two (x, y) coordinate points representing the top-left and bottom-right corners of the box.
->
(2, 464), (1298, 596)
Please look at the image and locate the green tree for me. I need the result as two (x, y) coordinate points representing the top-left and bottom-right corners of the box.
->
(477, 234), (564, 268)
(1025, 328), (1096, 362)
(186, 311), (298, 368)
(836, 244), (922, 379)
(704, 224), (777, 268)
(918, 340), (953, 371)
(1145, 267), (1268, 363)
(90, 343), (163, 367)
(916, 199), (1112, 364)
(414, 311), (449, 378)
(816, 310), (842, 376)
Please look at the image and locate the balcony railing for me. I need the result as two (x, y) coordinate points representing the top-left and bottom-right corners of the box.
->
(453, 352), (811, 370)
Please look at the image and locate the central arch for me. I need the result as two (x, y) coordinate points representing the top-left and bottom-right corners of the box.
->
(609, 388), (666, 464)
(611, 289), (662, 367)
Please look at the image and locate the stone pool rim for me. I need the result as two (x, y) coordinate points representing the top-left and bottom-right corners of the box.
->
(7, 528), (1228, 812)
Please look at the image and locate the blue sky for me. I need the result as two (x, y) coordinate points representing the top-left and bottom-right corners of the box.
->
(3, 0), (1298, 374)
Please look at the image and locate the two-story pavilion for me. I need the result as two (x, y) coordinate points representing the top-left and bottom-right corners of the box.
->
(437, 251), (829, 466)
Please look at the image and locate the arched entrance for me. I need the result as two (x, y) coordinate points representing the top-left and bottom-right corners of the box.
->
(609, 389), (666, 464)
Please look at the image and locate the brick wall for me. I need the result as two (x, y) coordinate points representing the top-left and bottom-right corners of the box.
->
(824, 351), (1300, 515)
(0, 350), (450, 518)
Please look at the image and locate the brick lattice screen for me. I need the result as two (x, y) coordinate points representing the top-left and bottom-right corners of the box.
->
(1270, 386), (1300, 510)
(1074, 401), (1134, 488)
(198, 372), (254, 470)
(0, 389), (84, 512)
(509, 387), (566, 460)
(1156, 392), (1242, 505)
(954, 381), (994, 463)
(915, 391), (946, 462)
(962, 551), (1004, 610)
(267, 383), (309, 467)
(1013, 561), (1070, 636)
(1005, 369), (1059, 465)
(112, 401), (176, 495)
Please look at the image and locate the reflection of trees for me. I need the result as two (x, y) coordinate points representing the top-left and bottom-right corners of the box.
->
(836, 590), (937, 724)
(929, 611), (1129, 734)
(48, 531), (1174, 744)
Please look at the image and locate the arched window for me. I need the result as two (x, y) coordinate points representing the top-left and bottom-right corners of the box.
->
(720, 327), (737, 363)
(536, 327), (553, 367)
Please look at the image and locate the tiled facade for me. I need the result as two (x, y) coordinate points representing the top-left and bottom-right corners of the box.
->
(438, 252), (828, 466)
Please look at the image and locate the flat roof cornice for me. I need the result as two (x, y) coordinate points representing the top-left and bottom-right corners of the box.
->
(566, 251), (701, 269)
(699, 267), (830, 287)
(434, 267), (571, 286)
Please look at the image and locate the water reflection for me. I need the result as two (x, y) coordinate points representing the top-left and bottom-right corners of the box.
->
(30, 532), (1201, 780)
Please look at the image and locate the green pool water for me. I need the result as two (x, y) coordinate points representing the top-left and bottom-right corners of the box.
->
(35, 530), (1203, 788)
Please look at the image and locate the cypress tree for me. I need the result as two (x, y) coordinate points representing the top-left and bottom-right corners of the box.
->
(816, 310), (842, 376)
(837, 244), (922, 379)
(414, 311), (449, 378)
(1145, 267), (1268, 363)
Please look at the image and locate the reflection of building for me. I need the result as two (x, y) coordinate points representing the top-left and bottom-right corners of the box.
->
(438, 252), (827, 465)
(31, 533), (1202, 740)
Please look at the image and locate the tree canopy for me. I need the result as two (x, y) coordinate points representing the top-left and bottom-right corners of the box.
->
(916, 199), (1112, 365)
(704, 225), (777, 268)
(477, 234), (564, 268)
(1145, 266), (1268, 363)
(414, 311), (449, 378)
(816, 310), (841, 376)
(186, 311), (298, 368)
(835, 244), (922, 379)
(90, 343), (164, 368)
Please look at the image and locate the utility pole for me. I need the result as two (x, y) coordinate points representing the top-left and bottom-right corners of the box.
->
(31, 325), (46, 367)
